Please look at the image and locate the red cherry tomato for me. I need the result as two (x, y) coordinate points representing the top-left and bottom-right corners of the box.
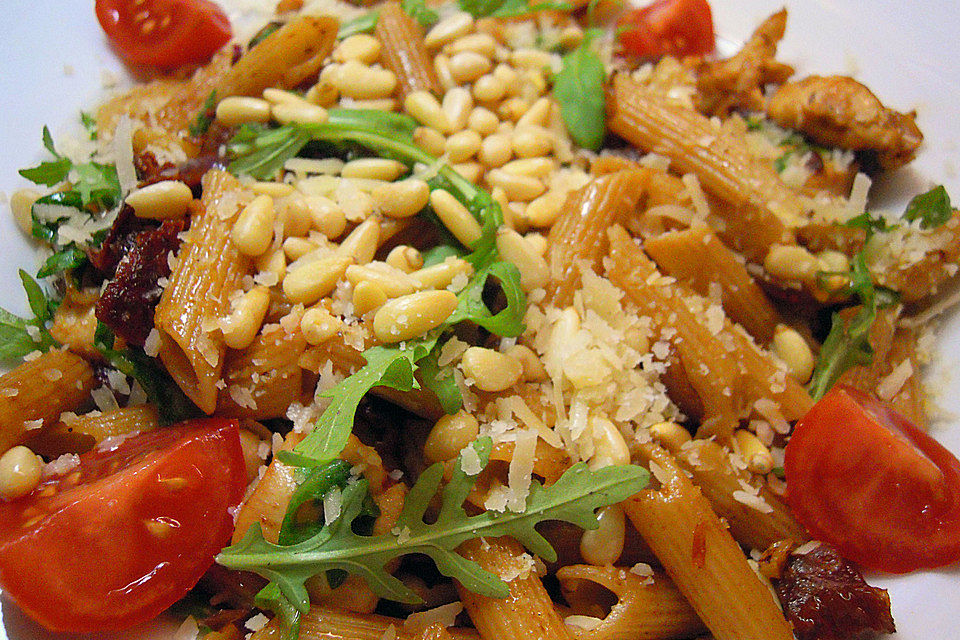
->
(0, 419), (246, 632)
(617, 0), (715, 59)
(785, 386), (960, 573)
(95, 0), (232, 69)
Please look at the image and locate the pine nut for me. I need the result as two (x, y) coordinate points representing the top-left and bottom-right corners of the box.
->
(255, 247), (286, 282)
(232, 194), (276, 257)
(9, 188), (39, 235)
(498, 97), (530, 122)
(516, 97), (552, 128)
(283, 237), (319, 261)
(346, 263), (418, 298)
(251, 181), (295, 197)
(410, 256), (474, 290)
(414, 127), (447, 156)
(589, 416), (631, 468)
(444, 130), (483, 163)
(525, 190), (566, 227)
(579, 504), (625, 566)
(424, 410), (480, 462)
(341, 158), (407, 181)
(772, 324), (815, 383)
(0, 445), (41, 500)
(263, 88), (310, 106)
(430, 189), (482, 246)
(334, 61), (397, 100)
(478, 133), (513, 168)
(215, 96), (271, 126)
(220, 286), (271, 350)
(347, 98), (398, 112)
(495, 228), (549, 291)
(445, 33), (497, 58)
(763, 244), (819, 282)
(648, 421), (692, 451)
(486, 169), (545, 202)
(524, 232), (547, 256)
(559, 25), (584, 49)
(424, 12), (474, 49)
(505, 344), (548, 381)
(449, 51), (492, 84)
(370, 179), (430, 220)
(468, 107), (499, 135)
(460, 347), (522, 392)
(386, 245), (424, 273)
(301, 306), (343, 345)
(305, 78), (339, 107)
(373, 290), (458, 343)
(352, 280), (389, 316)
(333, 33), (382, 64)
(512, 126), (553, 158)
(125, 180), (193, 220)
(434, 54), (458, 92)
(281, 196), (314, 238)
(733, 429), (775, 475)
(272, 101), (329, 125)
(472, 74), (506, 102)
(442, 88), (475, 132)
(502, 157), (555, 178)
(405, 91), (452, 134)
(452, 162), (482, 184)
(338, 218), (380, 264)
(303, 196), (347, 239)
(817, 249), (851, 292)
(283, 254), (352, 305)
(510, 48), (554, 70)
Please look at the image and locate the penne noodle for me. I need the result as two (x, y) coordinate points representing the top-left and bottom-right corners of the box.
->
(376, 2), (443, 99)
(25, 406), (159, 458)
(250, 605), (479, 640)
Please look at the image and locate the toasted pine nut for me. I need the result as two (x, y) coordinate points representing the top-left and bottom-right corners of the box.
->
(502, 157), (555, 178)
(509, 48), (553, 70)
(512, 126), (553, 158)
(424, 410), (480, 462)
(372, 179), (431, 219)
(283, 254), (352, 305)
(478, 133), (513, 168)
(263, 88), (310, 106)
(589, 416), (631, 468)
(215, 96), (271, 126)
(580, 504), (625, 566)
(486, 169), (545, 202)
(386, 245), (424, 273)
(341, 158), (407, 181)
(251, 181), (295, 197)
(125, 180), (193, 220)
(559, 25), (584, 48)
(524, 232), (547, 256)
(301, 306), (343, 345)
(505, 344), (548, 381)
(648, 421), (692, 451)
(338, 218), (380, 264)
(373, 290), (458, 343)
(424, 12), (473, 49)
(763, 244), (819, 282)
(525, 190), (566, 227)
(817, 250), (851, 292)
(445, 130), (483, 163)
(255, 247), (286, 282)
(220, 286), (271, 350)
(495, 228), (549, 291)
(452, 162), (483, 185)
(445, 33), (497, 57)
(472, 74), (506, 102)
(283, 237), (319, 261)
(281, 196), (314, 238)
(733, 429), (775, 475)
(334, 61), (397, 100)
(410, 256), (474, 290)
(272, 101), (329, 125)
(405, 91), (452, 134)
(305, 79), (339, 107)
(414, 127), (447, 156)
(0, 445), (41, 500)
(492, 64), (519, 92)
(333, 33), (382, 64)
(433, 54), (458, 92)
(516, 97), (552, 128)
(449, 51), (492, 84)
(347, 98), (399, 112)
(345, 263), (418, 298)
(352, 280), (389, 316)
(303, 196), (347, 239)
(468, 107), (499, 136)
(430, 189), (482, 246)
(497, 97), (530, 122)
(772, 325), (815, 383)
(460, 347), (522, 392)
(232, 194), (276, 257)
(9, 188), (39, 235)
(442, 87), (475, 131)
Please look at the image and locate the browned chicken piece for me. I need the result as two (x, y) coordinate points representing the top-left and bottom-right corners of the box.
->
(695, 9), (794, 116)
(767, 75), (923, 171)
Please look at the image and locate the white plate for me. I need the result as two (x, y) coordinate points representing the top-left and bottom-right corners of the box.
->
(1, 1), (959, 638)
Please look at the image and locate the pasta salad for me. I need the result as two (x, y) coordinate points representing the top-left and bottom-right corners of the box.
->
(0, 1), (959, 639)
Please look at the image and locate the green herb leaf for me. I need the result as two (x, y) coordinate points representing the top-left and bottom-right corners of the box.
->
(37, 246), (88, 278)
(80, 112), (98, 141)
(218, 437), (649, 607)
(843, 211), (897, 237)
(19, 158), (72, 187)
(255, 583), (301, 640)
(19, 270), (53, 324)
(417, 340), (463, 415)
(447, 261), (526, 337)
(458, 0), (570, 18)
(553, 29), (606, 151)
(402, 0), (439, 26)
(188, 91), (218, 138)
(279, 460), (353, 544)
(338, 11), (380, 39)
(902, 184), (953, 229)
(227, 124), (317, 180)
(0, 272), (58, 361)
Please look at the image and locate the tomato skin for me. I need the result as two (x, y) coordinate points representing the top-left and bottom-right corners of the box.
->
(95, 0), (232, 69)
(617, 0), (715, 59)
(0, 419), (246, 632)
(785, 386), (960, 573)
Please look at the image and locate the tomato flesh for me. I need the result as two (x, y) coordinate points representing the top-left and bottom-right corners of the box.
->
(617, 0), (715, 59)
(95, 0), (232, 69)
(785, 386), (960, 573)
(0, 419), (246, 632)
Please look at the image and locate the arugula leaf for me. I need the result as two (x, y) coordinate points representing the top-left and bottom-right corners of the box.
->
(188, 91), (218, 138)
(447, 261), (525, 337)
(255, 583), (302, 640)
(337, 11), (379, 39)
(458, 0), (570, 18)
(278, 460), (353, 544)
(417, 340), (463, 415)
(80, 112), (98, 141)
(227, 124), (317, 180)
(553, 29), (606, 151)
(903, 184), (953, 229)
(19, 270), (54, 325)
(38, 246), (88, 279)
(402, 0), (439, 26)
(218, 437), (649, 608)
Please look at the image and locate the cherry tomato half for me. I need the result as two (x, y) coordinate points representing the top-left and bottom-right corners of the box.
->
(0, 419), (246, 632)
(785, 385), (960, 573)
(617, 0), (715, 59)
(95, 0), (232, 69)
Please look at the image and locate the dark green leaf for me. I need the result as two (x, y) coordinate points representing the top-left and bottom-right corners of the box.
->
(447, 261), (526, 337)
(19, 158), (72, 187)
(844, 212), (897, 237)
(188, 91), (218, 138)
(902, 184), (952, 229)
(0, 309), (49, 361)
(421, 244), (465, 268)
(553, 30), (606, 151)
(402, 0), (439, 26)
(42, 126), (60, 157)
(19, 270), (52, 324)
(227, 124), (316, 180)
(37, 245), (88, 278)
(80, 112), (98, 141)
(458, 0), (569, 18)
(338, 11), (379, 39)
(417, 339), (463, 415)
(73, 161), (121, 209)
(255, 583), (301, 640)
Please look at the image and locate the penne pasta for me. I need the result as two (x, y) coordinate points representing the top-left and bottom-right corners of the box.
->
(376, 2), (443, 99)
(251, 605), (479, 640)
